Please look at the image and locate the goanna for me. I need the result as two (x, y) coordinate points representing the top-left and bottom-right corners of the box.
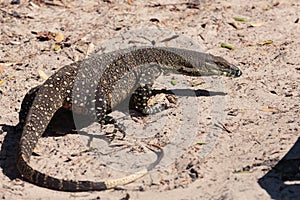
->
(16, 47), (242, 191)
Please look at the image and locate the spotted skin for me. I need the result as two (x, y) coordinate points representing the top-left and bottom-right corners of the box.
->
(17, 86), (41, 132)
(16, 47), (242, 191)
(18, 85), (78, 136)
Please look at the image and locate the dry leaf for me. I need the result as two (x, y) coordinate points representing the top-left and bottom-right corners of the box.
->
(196, 142), (206, 145)
(1, 62), (18, 67)
(54, 45), (61, 51)
(36, 31), (56, 41)
(228, 22), (241, 29)
(7, 75), (15, 80)
(250, 22), (264, 27)
(37, 70), (49, 80)
(258, 40), (273, 45)
(44, 0), (69, 7)
(29, 1), (40, 8)
(221, 43), (236, 50)
(55, 32), (64, 43)
(191, 79), (205, 87)
(10, 41), (21, 45)
(148, 93), (166, 106)
(233, 17), (249, 22)
(166, 94), (176, 104)
(85, 43), (95, 58)
(0, 65), (5, 73)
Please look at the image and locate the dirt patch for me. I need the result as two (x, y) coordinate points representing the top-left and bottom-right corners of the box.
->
(0, 0), (299, 199)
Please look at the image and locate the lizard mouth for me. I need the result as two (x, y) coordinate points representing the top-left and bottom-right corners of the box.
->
(204, 59), (242, 78)
(221, 68), (242, 77)
(207, 67), (242, 77)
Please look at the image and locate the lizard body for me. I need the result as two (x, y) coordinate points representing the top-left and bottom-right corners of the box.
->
(17, 47), (242, 191)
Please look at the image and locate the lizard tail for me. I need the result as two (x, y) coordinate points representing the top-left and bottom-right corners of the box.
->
(16, 153), (148, 191)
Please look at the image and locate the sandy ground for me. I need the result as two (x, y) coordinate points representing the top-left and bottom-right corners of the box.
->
(0, 0), (300, 199)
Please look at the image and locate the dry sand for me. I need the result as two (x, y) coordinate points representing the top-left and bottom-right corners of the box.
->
(0, 0), (299, 199)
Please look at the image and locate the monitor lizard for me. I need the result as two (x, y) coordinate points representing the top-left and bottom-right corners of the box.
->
(16, 47), (242, 191)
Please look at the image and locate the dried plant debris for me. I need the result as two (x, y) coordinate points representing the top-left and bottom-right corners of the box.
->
(221, 42), (236, 50)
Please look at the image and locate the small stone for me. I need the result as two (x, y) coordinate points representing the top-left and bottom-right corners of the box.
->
(285, 93), (293, 97)
(11, 0), (20, 5)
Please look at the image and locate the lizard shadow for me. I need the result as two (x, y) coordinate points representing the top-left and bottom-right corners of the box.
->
(152, 88), (227, 97)
(258, 137), (300, 199)
(0, 108), (78, 181)
(0, 124), (22, 180)
(0, 88), (226, 181)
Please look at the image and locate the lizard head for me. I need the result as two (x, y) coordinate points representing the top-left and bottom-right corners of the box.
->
(203, 54), (242, 77)
(173, 51), (242, 78)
